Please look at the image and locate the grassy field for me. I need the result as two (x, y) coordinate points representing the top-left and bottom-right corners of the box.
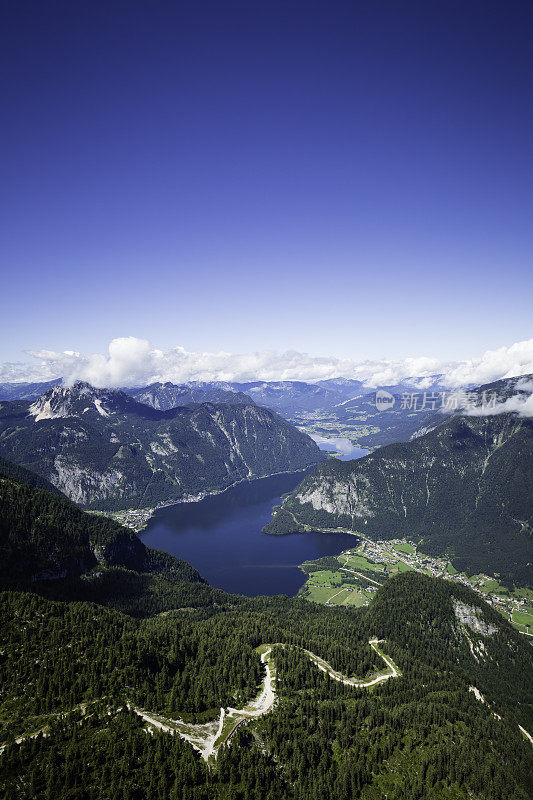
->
(512, 609), (533, 629)
(299, 539), (533, 633)
(343, 554), (386, 572)
(306, 569), (344, 587)
(477, 579), (502, 593)
(392, 542), (416, 554)
(304, 583), (374, 607)
(305, 586), (342, 603)
(385, 561), (413, 574)
(342, 591), (373, 607)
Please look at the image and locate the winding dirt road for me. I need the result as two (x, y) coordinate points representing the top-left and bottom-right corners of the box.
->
(133, 638), (400, 761)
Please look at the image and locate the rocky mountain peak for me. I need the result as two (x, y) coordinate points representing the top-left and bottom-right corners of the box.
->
(28, 381), (132, 421)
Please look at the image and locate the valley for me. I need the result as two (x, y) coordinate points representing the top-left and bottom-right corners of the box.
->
(293, 409), (382, 449)
(299, 538), (533, 635)
(94, 463), (533, 633)
(1, 452), (532, 800)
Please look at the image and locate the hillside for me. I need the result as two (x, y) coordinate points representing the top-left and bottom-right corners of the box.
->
(264, 412), (533, 586)
(0, 455), (63, 495)
(0, 462), (225, 615)
(0, 382), (325, 511)
(1, 574), (531, 798)
(0, 464), (532, 799)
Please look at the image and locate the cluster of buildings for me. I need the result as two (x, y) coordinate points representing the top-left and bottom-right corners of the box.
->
(351, 538), (528, 624)
(91, 507), (153, 532)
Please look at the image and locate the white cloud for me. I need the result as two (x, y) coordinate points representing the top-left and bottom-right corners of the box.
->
(516, 378), (533, 393)
(462, 393), (533, 418)
(0, 336), (532, 392)
(437, 377), (533, 418)
(460, 380), (533, 418)
(445, 339), (533, 387)
(19, 342), (366, 387)
(355, 356), (447, 388)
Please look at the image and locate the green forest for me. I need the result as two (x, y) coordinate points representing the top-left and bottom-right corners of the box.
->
(0, 462), (532, 799)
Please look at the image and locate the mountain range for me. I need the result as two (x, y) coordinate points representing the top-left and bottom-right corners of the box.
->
(121, 375), (462, 449)
(0, 378), (61, 401)
(0, 375), (465, 449)
(126, 381), (256, 410)
(0, 382), (324, 511)
(265, 395), (533, 586)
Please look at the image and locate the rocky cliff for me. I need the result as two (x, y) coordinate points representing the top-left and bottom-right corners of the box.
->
(265, 412), (533, 585)
(0, 382), (325, 510)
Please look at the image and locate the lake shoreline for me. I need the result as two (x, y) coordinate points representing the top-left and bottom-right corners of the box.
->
(139, 472), (358, 597)
(89, 465), (316, 532)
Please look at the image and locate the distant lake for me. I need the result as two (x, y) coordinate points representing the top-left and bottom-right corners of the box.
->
(311, 434), (370, 460)
(141, 471), (358, 597)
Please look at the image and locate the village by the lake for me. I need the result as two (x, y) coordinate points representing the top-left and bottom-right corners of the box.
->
(300, 537), (533, 636)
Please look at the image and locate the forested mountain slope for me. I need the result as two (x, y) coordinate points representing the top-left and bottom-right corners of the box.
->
(265, 412), (533, 586)
(0, 382), (324, 510)
(1, 576), (531, 799)
(0, 465), (223, 614)
(0, 455), (63, 495)
(0, 465), (531, 799)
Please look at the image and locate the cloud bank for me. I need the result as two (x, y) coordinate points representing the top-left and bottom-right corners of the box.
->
(464, 392), (533, 417)
(445, 340), (533, 387)
(458, 378), (533, 418)
(1, 336), (533, 391)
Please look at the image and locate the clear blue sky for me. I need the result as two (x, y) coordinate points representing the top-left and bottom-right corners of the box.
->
(1, 0), (532, 365)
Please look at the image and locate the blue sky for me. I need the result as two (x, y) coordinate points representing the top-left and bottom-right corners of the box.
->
(1, 1), (532, 370)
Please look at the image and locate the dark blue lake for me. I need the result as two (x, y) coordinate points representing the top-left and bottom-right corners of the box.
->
(141, 471), (357, 597)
